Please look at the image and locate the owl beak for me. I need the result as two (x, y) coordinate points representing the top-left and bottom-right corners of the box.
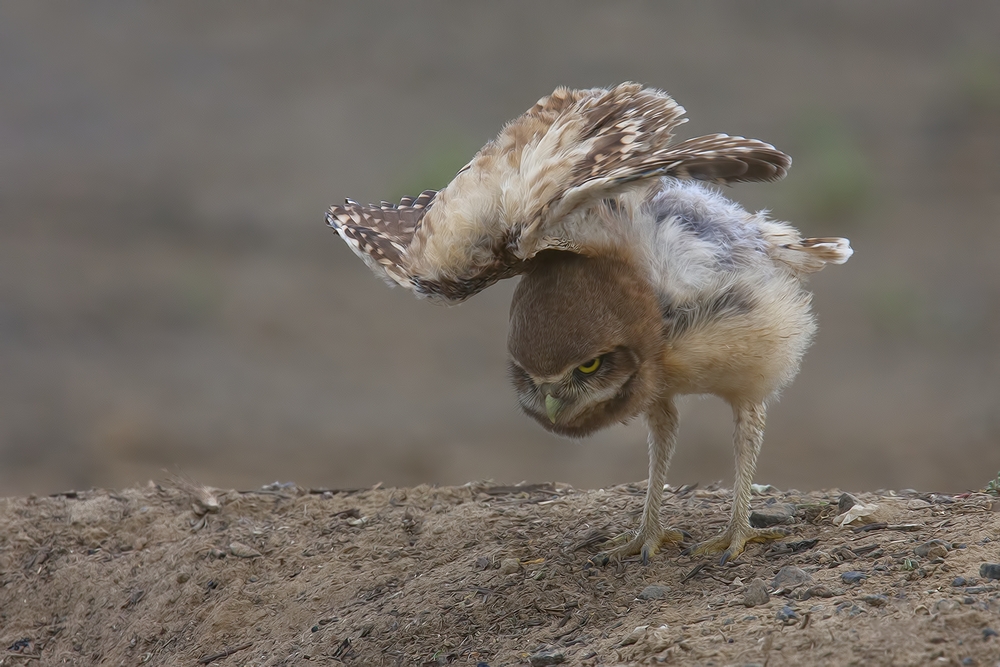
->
(544, 394), (562, 423)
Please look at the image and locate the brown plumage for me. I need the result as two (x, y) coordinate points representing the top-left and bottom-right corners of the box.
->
(326, 83), (852, 564)
(327, 83), (790, 303)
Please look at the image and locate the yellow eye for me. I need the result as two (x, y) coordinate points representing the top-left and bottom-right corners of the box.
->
(577, 357), (602, 374)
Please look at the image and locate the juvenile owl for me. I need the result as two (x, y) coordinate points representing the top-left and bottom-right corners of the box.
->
(327, 83), (851, 564)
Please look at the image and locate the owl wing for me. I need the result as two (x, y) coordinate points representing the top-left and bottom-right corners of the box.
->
(327, 83), (790, 303)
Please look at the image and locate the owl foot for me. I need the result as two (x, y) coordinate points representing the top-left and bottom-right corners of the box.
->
(596, 525), (689, 565)
(683, 525), (789, 565)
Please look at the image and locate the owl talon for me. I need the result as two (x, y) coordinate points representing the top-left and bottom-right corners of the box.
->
(599, 526), (687, 564)
(686, 526), (789, 563)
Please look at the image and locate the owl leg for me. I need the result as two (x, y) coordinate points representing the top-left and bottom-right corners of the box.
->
(600, 396), (686, 564)
(686, 400), (787, 564)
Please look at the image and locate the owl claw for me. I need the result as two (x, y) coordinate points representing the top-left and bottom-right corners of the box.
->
(597, 526), (687, 564)
(685, 526), (789, 563)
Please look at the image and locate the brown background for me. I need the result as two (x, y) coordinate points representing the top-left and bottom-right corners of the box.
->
(1, 2), (999, 497)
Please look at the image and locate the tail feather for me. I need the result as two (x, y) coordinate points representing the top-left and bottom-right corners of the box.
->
(787, 237), (853, 265)
(763, 222), (853, 275)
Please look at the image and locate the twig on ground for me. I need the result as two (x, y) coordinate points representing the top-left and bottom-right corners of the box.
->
(198, 642), (253, 664)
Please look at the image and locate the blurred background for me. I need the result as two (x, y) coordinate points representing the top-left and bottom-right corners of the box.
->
(2, 2), (999, 497)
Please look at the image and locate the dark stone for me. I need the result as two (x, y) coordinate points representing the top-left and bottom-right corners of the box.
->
(775, 606), (797, 623)
(7, 639), (32, 653)
(838, 493), (860, 513)
(914, 540), (948, 559)
(772, 565), (813, 591)
(861, 594), (888, 607)
(637, 585), (668, 600)
(980, 563), (1000, 580)
(841, 571), (867, 585)
(952, 576), (967, 587)
(765, 538), (820, 556)
(528, 649), (565, 666)
(750, 503), (797, 528)
(835, 602), (865, 617)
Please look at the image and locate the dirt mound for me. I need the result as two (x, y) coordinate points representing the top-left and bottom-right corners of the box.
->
(2, 480), (999, 666)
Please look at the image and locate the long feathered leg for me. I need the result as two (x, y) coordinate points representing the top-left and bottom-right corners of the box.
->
(600, 396), (687, 564)
(686, 401), (788, 564)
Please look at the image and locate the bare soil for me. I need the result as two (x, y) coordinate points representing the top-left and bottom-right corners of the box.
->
(2, 481), (1000, 666)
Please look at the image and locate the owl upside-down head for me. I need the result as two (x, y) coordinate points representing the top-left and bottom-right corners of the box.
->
(507, 251), (664, 437)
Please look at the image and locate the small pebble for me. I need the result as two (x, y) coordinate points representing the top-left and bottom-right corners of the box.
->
(965, 586), (989, 594)
(838, 492), (860, 513)
(933, 599), (959, 614)
(982, 627), (997, 640)
(952, 576), (967, 587)
(772, 565), (813, 591)
(962, 596), (976, 605)
(474, 556), (490, 571)
(841, 571), (867, 585)
(914, 540), (948, 559)
(498, 558), (520, 575)
(749, 503), (797, 528)
(228, 541), (262, 558)
(7, 639), (32, 653)
(861, 594), (888, 607)
(979, 563), (1000, 580)
(637, 585), (668, 600)
(835, 602), (864, 617)
(528, 648), (565, 666)
(743, 578), (770, 607)
(775, 606), (797, 623)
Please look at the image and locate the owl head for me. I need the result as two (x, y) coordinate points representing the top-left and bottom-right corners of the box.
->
(507, 251), (664, 437)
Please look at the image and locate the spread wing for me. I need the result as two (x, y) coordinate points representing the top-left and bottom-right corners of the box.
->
(326, 83), (790, 303)
(327, 191), (436, 290)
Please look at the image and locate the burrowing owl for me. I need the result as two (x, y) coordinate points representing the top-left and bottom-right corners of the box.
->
(327, 83), (851, 564)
